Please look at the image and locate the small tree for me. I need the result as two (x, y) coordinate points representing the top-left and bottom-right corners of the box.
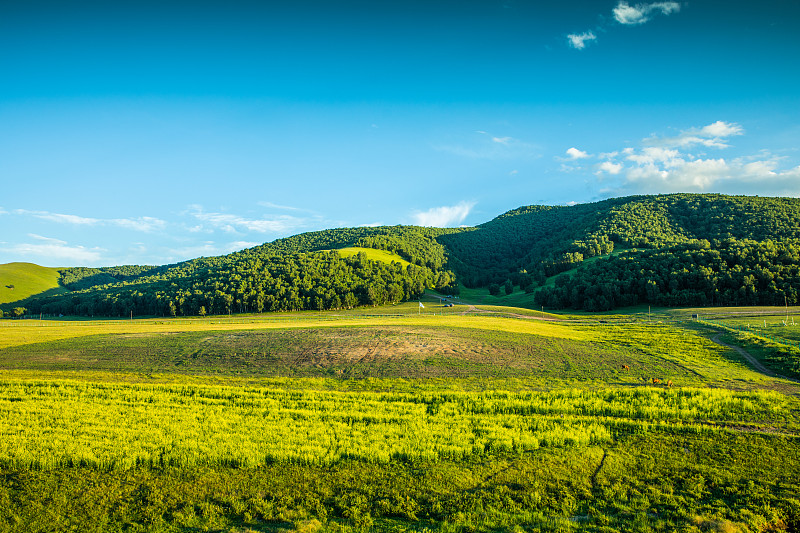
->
(504, 280), (514, 295)
(198, 305), (207, 318)
(488, 283), (501, 296)
(11, 307), (27, 318)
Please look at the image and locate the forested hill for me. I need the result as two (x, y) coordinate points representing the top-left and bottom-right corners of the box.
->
(15, 226), (463, 317)
(8, 194), (800, 316)
(439, 193), (800, 311)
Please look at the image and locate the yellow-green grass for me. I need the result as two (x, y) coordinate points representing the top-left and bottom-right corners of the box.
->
(0, 312), (587, 351)
(1, 379), (793, 470)
(469, 305), (561, 319)
(4, 312), (799, 395)
(0, 262), (67, 305)
(333, 247), (413, 267)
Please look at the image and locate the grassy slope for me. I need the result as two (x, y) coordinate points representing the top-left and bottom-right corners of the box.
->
(333, 246), (413, 267)
(0, 262), (66, 306)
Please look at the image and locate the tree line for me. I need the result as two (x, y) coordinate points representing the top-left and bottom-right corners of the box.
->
(25, 251), (455, 317)
(534, 238), (800, 311)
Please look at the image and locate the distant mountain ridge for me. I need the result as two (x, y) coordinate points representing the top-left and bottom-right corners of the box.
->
(4, 193), (800, 315)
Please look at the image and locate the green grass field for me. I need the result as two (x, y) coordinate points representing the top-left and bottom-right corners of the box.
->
(1, 305), (799, 532)
(0, 262), (66, 307)
(334, 247), (413, 268)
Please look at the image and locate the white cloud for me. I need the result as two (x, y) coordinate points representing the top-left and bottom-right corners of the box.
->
(509, 169), (519, 175)
(620, 157), (800, 195)
(570, 120), (800, 196)
(257, 201), (313, 213)
(566, 147), (590, 160)
(492, 136), (512, 145)
(597, 161), (624, 175)
(699, 121), (743, 138)
(613, 1), (680, 25)
(567, 31), (597, 50)
(188, 205), (311, 234)
(0, 235), (105, 266)
(645, 121), (744, 149)
(12, 209), (167, 232)
(411, 202), (475, 227)
(571, 1), (680, 49)
(111, 216), (167, 232)
(15, 209), (99, 225)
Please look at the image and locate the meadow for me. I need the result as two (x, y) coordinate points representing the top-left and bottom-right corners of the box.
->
(1, 305), (799, 532)
(0, 262), (66, 306)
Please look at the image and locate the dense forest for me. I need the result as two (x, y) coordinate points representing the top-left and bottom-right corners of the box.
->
(7, 194), (800, 315)
(440, 194), (800, 310)
(441, 194), (800, 288)
(534, 239), (800, 311)
(16, 227), (460, 317)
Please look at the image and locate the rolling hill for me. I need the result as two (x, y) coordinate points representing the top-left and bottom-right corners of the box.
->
(6, 193), (800, 316)
(0, 262), (67, 306)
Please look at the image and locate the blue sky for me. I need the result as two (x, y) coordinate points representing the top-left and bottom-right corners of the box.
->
(2, 0), (799, 267)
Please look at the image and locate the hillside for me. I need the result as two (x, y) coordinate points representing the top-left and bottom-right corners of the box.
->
(440, 194), (800, 311)
(14, 226), (461, 317)
(441, 194), (800, 286)
(8, 194), (800, 316)
(0, 262), (66, 306)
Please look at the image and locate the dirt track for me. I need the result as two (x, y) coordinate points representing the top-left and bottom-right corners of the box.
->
(459, 304), (562, 321)
(711, 334), (800, 384)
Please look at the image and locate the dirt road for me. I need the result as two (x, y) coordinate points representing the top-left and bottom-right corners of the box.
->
(711, 334), (800, 384)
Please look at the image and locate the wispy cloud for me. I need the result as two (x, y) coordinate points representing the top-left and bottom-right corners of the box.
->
(411, 202), (475, 227)
(569, 1), (681, 49)
(643, 120), (744, 149)
(163, 241), (258, 262)
(257, 201), (315, 213)
(567, 120), (800, 196)
(434, 131), (539, 160)
(613, 1), (680, 25)
(15, 210), (98, 225)
(13, 209), (167, 232)
(567, 31), (597, 50)
(187, 205), (312, 234)
(0, 234), (105, 265)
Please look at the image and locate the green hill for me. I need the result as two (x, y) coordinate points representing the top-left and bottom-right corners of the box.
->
(0, 262), (66, 306)
(14, 193), (800, 316)
(438, 194), (800, 311)
(440, 194), (800, 288)
(21, 227), (461, 318)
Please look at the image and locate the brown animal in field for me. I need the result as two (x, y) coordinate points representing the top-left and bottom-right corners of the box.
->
(621, 365), (630, 370)
(652, 378), (662, 384)
(666, 380), (673, 387)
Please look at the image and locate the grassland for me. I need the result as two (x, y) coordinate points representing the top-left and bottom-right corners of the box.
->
(1, 306), (800, 532)
(334, 247), (413, 267)
(0, 262), (66, 306)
